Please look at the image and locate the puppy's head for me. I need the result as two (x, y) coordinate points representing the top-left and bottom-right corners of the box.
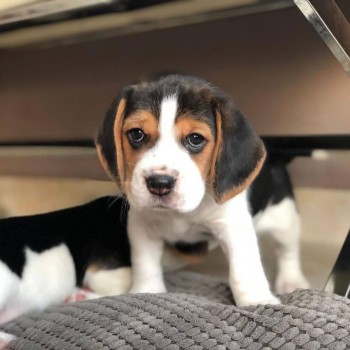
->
(96, 75), (265, 212)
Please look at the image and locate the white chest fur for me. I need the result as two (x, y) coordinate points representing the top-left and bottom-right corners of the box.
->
(149, 215), (210, 243)
(129, 192), (227, 244)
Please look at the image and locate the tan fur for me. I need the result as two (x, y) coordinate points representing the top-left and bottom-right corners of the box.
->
(123, 112), (159, 137)
(210, 110), (223, 202)
(95, 98), (127, 188)
(113, 98), (127, 189)
(173, 252), (207, 265)
(121, 112), (159, 194)
(175, 116), (215, 181)
(85, 263), (104, 274)
(166, 244), (209, 265)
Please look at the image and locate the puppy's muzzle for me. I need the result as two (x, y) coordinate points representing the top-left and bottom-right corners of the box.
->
(146, 174), (175, 196)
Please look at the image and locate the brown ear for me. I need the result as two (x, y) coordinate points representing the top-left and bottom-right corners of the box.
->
(96, 91), (129, 191)
(210, 100), (266, 204)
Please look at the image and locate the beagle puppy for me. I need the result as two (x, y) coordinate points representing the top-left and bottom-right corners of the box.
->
(0, 75), (309, 327)
(96, 74), (309, 306)
(0, 197), (131, 324)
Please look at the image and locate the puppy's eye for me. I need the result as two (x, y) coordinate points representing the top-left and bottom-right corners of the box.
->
(127, 128), (146, 147)
(185, 133), (206, 153)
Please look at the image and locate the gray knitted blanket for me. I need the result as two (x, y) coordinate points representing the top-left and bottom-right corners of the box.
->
(1, 271), (350, 350)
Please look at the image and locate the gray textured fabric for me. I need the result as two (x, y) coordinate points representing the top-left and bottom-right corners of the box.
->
(2, 271), (350, 350)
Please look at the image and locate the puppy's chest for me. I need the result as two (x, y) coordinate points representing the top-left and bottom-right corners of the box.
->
(157, 218), (211, 243)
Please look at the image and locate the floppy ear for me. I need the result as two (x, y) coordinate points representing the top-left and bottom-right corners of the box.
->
(96, 88), (130, 191)
(210, 98), (266, 204)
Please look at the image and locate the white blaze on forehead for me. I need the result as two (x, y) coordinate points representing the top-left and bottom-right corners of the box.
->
(159, 96), (178, 141)
(129, 93), (206, 212)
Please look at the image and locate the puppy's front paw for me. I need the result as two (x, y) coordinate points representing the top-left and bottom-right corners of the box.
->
(275, 271), (310, 294)
(129, 282), (167, 294)
(236, 294), (281, 307)
(64, 288), (101, 304)
(254, 295), (281, 305)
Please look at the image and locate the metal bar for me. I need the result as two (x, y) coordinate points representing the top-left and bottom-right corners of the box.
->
(0, 0), (114, 26)
(294, 0), (350, 75)
(324, 231), (350, 295)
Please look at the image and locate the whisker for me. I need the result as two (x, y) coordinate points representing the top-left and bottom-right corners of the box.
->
(120, 196), (129, 223)
(107, 196), (120, 209)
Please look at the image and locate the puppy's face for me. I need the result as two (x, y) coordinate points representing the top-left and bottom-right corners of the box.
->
(121, 95), (215, 212)
(97, 75), (266, 212)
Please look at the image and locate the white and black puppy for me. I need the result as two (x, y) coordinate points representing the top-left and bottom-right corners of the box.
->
(0, 197), (132, 324)
(96, 74), (309, 306)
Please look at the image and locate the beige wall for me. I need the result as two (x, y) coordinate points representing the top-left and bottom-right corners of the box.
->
(0, 6), (349, 142)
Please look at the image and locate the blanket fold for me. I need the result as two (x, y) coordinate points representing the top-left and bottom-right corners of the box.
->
(1, 271), (349, 350)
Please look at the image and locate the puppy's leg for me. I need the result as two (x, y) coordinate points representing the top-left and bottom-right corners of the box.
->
(128, 209), (166, 294)
(255, 198), (309, 294)
(0, 331), (16, 350)
(0, 262), (24, 324)
(0, 262), (17, 313)
(83, 267), (132, 296)
(211, 196), (279, 307)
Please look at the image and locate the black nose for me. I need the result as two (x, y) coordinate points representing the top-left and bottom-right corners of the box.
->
(146, 175), (175, 196)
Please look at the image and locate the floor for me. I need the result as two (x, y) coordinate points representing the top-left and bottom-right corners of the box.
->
(0, 176), (348, 292)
